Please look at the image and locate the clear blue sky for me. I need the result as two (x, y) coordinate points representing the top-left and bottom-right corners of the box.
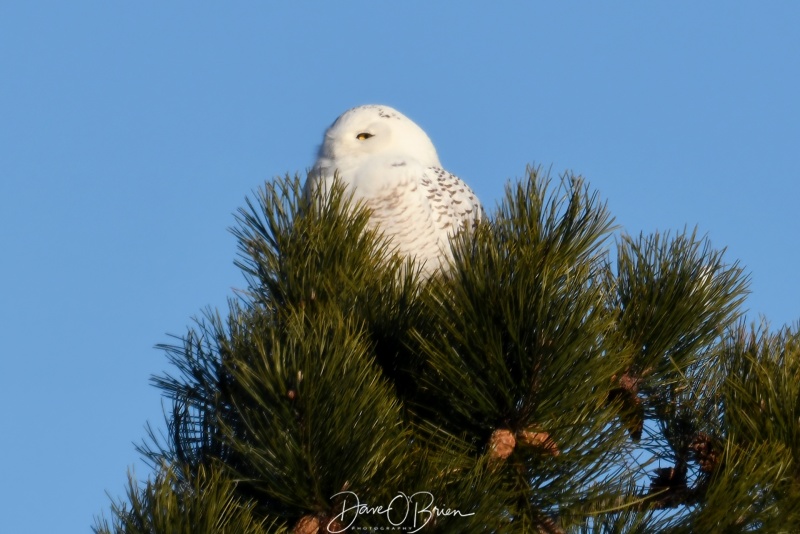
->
(1, 3), (798, 532)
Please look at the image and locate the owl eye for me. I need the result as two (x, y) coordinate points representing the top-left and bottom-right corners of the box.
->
(356, 132), (374, 140)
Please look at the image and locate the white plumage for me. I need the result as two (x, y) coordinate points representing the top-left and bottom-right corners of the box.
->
(305, 105), (484, 274)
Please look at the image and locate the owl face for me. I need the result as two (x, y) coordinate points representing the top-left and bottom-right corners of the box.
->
(314, 105), (442, 172)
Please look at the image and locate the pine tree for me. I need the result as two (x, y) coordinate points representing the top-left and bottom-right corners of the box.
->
(95, 167), (800, 533)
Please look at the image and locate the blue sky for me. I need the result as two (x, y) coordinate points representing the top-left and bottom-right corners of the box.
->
(1, 3), (798, 532)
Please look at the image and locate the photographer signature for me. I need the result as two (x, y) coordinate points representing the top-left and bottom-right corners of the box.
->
(328, 490), (475, 533)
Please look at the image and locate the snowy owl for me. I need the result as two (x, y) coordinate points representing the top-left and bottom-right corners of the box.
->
(304, 105), (484, 274)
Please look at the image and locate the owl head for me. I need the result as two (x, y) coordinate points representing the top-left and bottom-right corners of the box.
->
(313, 105), (442, 172)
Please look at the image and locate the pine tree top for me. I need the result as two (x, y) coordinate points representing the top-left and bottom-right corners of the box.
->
(96, 167), (800, 534)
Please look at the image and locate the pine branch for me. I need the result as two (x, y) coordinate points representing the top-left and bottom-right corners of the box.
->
(93, 463), (284, 534)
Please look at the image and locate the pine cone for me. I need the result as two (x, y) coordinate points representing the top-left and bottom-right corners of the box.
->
(650, 466), (686, 492)
(325, 517), (344, 533)
(294, 515), (319, 534)
(608, 370), (644, 441)
(537, 514), (565, 534)
(690, 432), (719, 473)
(518, 428), (560, 457)
(294, 514), (344, 534)
(489, 428), (516, 460)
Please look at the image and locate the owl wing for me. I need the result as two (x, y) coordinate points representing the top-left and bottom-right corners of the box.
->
(306, 158), (483, 274)
(420, 166), (485, 236)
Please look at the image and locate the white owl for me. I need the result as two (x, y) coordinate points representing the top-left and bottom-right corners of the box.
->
(305, 105), (484, 274)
